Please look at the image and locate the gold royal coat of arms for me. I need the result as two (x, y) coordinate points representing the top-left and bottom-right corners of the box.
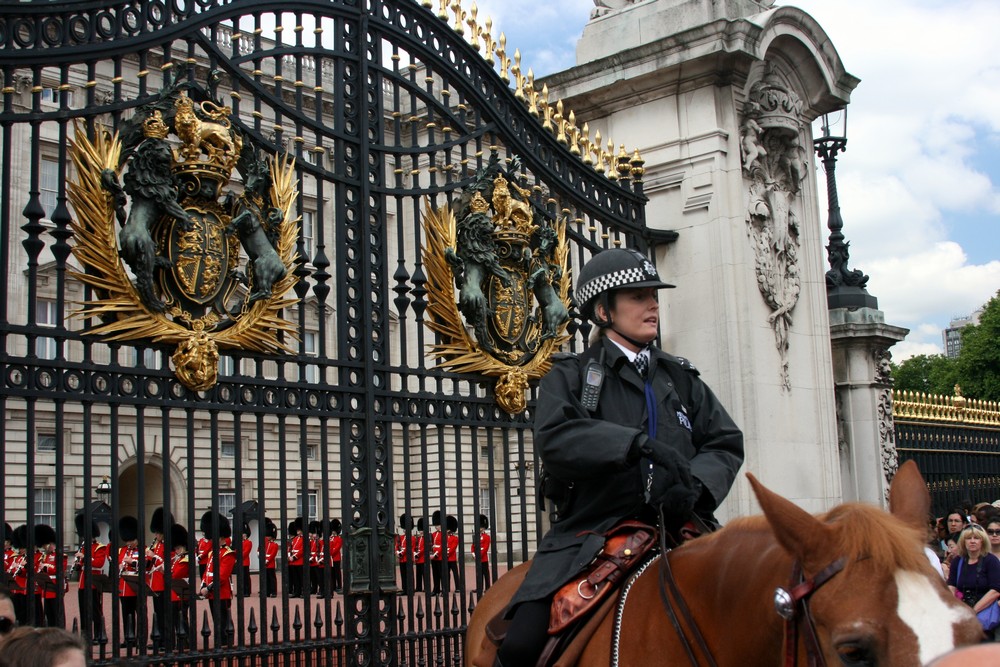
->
(422, 154), (571, 414)
(67, 74), (300, 391)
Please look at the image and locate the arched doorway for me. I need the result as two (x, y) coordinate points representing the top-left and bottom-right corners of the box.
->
(116, 459), (185, 542)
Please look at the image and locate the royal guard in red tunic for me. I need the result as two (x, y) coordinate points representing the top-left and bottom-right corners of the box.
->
(396, 514), (413, 595)
(3, 523), (12, 577)
(329, 519), (343, 593)
(429, 511), (444, 595)
(73, 515), (108, 641)
(168, 523), (191, 649)
(117, 516), (142, 643)
(239, 523), (252, 597)
(36, 524), (65, 628)
(196, 529), (212, 580)
(412, 518), (426, 593)
(7, 525), (32, 626)
(147, 508), (170, 646)
(445, 515), (460, 593)
(286, 518), (304, 598)
(263, 519), (279, 598)
(198, 511), (237, 646)
(471, 514), (492, 594)
(307, 520), (322, 597)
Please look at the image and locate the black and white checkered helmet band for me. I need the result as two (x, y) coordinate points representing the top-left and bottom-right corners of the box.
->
(577, 265), (658, 306)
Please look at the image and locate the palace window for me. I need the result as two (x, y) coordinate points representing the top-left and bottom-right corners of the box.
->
(34, 488), (56, 527)
(297, 491), (318, 522)
(303, 331), (319, 384)
(217, 492), (236, 522)
(301, 210), (315, 260)
(35, 298), (58, 360)
(37, 432), (57, 453)
(39, 156), (59, 220)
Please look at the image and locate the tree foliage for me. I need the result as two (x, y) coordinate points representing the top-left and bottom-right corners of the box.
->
(891, 353), (958, 396)
(955, 290), (1000, 402)
(892, 289), (1000, 402)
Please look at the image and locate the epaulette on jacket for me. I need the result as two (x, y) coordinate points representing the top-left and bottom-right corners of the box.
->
(665, 353), (700, 376)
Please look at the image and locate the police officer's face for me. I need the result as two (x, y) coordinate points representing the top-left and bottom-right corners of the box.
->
(602, 287), (659, 350)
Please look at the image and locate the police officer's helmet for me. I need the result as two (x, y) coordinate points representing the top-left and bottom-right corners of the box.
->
(575, 248), (673, 324)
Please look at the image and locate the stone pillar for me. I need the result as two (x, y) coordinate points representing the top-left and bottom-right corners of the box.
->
(545, 0), (860, 515)
(829, 308), (908, 506)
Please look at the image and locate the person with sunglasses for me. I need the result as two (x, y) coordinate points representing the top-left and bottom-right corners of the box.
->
(986, 519), (1000, 559)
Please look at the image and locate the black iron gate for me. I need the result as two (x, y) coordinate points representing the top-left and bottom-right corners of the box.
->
(894, 390), (1000, 516)
(0, 1), (650, 664)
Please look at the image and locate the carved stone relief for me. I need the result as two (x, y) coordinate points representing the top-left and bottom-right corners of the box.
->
(874, 347), (899, 499)
(873, 347), (893, 387)
(835, 389), (849, 455)
(742, 65), (807, 389)
(590, 0), (638, 19)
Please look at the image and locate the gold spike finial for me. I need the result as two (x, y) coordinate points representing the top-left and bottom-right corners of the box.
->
(616, 144), (631, 179)
(438, 0), (448, 20)
(540, 84), (552, 131)
(581, 122), (592, 165)
(630, 149), (645, 180)
(482, 17), (495, 64)
(452, 0), (466, 35)
(593, 130), (604, 173)
(568, 110), (580, 155)
(512, 50), (525, 101)
(467, 4), (480, 50)
(498, 33), (510, 83)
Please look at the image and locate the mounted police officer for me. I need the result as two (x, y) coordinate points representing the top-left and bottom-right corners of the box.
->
(495, 247), (744, 667)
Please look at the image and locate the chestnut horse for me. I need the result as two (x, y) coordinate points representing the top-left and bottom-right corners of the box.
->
(466, 461), (982, 667)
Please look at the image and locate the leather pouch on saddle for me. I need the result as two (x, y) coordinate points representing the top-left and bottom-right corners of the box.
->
(548, 520), (656, 635)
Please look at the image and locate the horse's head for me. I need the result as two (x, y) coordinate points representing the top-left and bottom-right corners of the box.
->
(749, 461), (982, 667)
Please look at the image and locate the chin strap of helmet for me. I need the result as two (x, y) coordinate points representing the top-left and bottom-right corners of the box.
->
(610, 326), (652, 351)
(599, 301), (655, 350)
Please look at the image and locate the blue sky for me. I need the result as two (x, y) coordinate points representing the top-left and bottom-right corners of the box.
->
(470, 0), (1000, 360)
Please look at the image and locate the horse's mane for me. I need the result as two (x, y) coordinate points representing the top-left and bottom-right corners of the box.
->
(723, 502), (929, 574)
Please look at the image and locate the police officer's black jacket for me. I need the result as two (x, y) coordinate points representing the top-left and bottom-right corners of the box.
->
(508, 336), (744, 609)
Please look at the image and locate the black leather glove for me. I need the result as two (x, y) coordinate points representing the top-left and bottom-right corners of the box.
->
(634, 436), (697, 516)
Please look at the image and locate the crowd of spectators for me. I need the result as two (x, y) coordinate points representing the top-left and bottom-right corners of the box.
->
(930, 500), (1000, 641)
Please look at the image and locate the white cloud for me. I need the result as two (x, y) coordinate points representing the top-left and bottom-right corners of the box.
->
(865, 243), (1000, 352)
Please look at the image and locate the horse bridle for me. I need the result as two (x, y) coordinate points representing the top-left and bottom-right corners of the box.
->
(774, 557), (847, 667)
(654, 509), (847, 667)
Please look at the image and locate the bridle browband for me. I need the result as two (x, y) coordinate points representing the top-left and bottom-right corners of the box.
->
(774, 557), (847, 667)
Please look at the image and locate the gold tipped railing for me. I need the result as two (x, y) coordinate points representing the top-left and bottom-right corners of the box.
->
(427, 0), (644, 184)
(892, 386), (1000, 428)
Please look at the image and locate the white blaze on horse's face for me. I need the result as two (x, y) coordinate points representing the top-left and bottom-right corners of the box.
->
(894, 570), (967, 664)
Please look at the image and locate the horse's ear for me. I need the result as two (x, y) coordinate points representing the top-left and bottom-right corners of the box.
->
(888, 460), (931, 533)
(748, 472), (834, 571)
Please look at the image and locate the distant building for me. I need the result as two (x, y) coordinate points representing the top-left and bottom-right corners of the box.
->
(943, 308), (984, 358)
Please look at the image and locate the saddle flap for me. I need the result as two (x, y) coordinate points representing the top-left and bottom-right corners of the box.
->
(548, 521), (655, 635)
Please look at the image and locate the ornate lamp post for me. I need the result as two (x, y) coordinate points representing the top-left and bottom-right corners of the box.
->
(813, 108), (878, 310)
(95, 476), (112, 502)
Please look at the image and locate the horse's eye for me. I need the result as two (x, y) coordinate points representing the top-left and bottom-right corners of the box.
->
(836, 643), (874, 667)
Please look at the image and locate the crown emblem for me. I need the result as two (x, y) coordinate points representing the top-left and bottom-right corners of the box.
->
(745, 68), (803, 133)
(421, 152), (571, 414)
(66, 74), (300, 393)
(170, 91), (242, 186)
(143, 111), (169, 139)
